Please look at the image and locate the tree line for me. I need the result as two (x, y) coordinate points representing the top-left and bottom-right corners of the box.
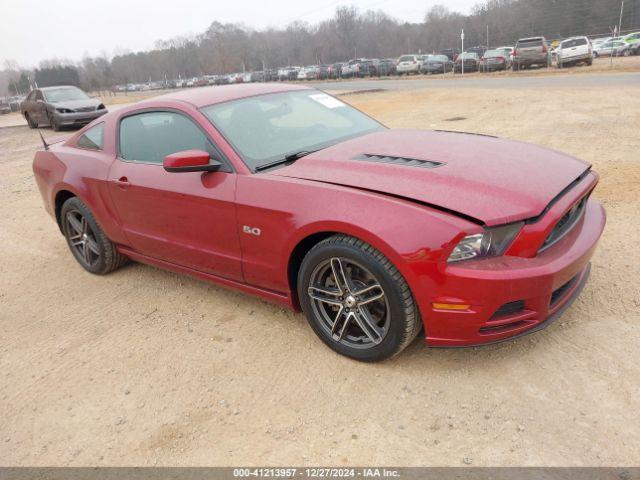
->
(1, 0), (637, 95)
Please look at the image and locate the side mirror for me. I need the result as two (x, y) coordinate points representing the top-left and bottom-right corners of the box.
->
(163, 149), (221, 173)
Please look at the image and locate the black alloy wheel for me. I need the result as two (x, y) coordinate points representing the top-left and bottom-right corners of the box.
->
(60, 197), (127, 274)
(298, 234), (421, 362)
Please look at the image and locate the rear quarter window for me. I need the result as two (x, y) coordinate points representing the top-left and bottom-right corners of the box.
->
(77, 123), (104, 150)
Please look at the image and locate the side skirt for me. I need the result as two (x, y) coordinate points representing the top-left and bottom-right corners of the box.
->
(117, 246), (295, 310)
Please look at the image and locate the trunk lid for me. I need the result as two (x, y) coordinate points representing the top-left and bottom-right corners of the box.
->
(272, 130), (590, 226)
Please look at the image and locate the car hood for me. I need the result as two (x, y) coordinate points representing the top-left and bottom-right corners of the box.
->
(50, 99), (101, 109)
(272, 129), (590, 226)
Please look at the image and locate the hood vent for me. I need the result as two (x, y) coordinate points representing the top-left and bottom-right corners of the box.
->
(353, 153), (444, 169)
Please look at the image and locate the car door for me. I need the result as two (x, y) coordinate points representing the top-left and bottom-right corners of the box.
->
(107, 109), (243, 281)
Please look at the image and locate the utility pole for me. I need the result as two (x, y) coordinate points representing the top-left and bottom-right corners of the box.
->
(486, 25), (489, 47)
(461, 29), (465, 75)
(618, 1), (624, 37)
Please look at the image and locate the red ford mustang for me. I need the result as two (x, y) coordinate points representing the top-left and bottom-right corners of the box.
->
(33, 83), (606, 361)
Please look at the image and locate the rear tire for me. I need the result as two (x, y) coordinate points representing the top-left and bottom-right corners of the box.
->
(298, 234), (422, 362)
(60, 197), (128, 275)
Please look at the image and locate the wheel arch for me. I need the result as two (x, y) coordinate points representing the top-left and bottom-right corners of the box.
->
(285, 223), (408, 311)
(54, 189), (77, 232)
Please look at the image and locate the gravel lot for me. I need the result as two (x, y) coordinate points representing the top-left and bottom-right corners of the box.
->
(0, 77), (639, 466)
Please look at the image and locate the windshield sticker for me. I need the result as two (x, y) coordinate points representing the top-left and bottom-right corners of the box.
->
(309, 93), (346, 109)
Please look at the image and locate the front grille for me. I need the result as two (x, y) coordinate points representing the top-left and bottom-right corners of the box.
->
(74, 106), (95, 112)
(352, 153), (444, 169)
(539, 196), (588, 253)
(490, 300), (525, 320)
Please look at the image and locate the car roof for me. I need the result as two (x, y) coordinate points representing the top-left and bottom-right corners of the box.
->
(517, 37), (545, 41)
(148, 83), (313, 108)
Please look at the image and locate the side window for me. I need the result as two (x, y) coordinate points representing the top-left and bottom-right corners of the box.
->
(119, 111), (217, 165)
(77, 123), (104, 150)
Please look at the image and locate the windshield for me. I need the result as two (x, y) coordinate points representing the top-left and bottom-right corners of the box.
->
(202, 90), (384, 171)
(429, 55), (449, 61)
(398, 55), (414, 62)
(43, 87), (89, 103)
(458, 52), (477, 60)
(483, 50), (503, 58)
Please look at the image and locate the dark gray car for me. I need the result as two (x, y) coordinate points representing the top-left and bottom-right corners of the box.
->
(20, 86), (107, 131)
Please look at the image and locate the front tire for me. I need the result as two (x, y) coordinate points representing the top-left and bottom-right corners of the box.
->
(61, 197), (127, 275)
(298, 235), (421, 362)
(48, 113), (60, 131)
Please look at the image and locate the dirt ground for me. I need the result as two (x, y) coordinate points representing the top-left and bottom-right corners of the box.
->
(0, 76), (639, 467)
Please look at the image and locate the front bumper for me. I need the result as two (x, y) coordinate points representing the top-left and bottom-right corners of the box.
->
(53, 109), (107, 127)
(422, 198), (606, 346)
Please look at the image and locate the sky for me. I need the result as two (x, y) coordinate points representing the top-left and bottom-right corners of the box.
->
(0, 0), (478, 68)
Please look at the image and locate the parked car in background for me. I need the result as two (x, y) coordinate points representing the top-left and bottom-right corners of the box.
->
(9, 96), (24, 112)
(377, 59), (397, 76)
(454, 52), (481, 73)
(629, 42), (640, 55)
(215, 75), (230, 85)
(328, 63), (345, 79)
(513, 36), (551, 70)
(341, 59), (363, 78)
(21, 86), (107, 131)
(317, 65), (330, 80)
(556, 36), (592, 68)
(496, 46), (515, 61)
(396, 54), (422, 75)
(480, 49), (512, 71)
(0, 98), (11, 114)
(593, 38), (630, 57)
(278, 67), (291, 81)
(358, 59), (380, 77)
(622, 31), (640, 46)
(298, 66), (320, 81)
(421, 54), (453, 74)
(278, 67), (300, 81)
(439, 48), (460, 61)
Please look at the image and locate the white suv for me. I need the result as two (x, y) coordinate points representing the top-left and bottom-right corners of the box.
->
(557, 36), (593, 68)
(396, 55), (422, 75)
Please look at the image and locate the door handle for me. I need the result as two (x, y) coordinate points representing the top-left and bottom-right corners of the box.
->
(114, 177), (131, 189)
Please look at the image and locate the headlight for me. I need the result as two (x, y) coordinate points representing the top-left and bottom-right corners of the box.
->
(448, 222), (524, 263)
(56, 108), (74, 113)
